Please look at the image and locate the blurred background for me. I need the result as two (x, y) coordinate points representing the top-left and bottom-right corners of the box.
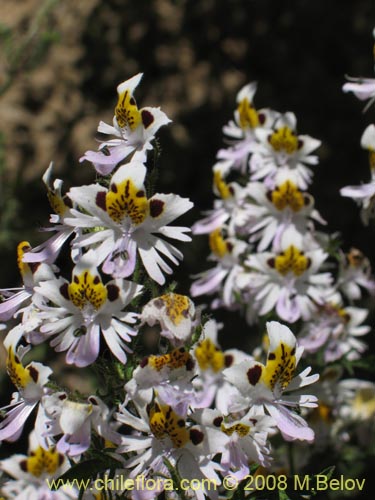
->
(0, 0), (374, 495)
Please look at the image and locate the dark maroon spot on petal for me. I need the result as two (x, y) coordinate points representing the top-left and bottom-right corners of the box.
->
(306, 258), (311, 269)
(20, 460), (28, 472)
(141, 109), (154, 129)
(186, 357), (195, 371)
(129, 97), (136, 106)
(266, 191), (273, 202)
(88, 397), (99, 405)
(101, 146), (111, 156)
(93, 276), (100, 285)
(153, 298), (164, 309)
(298, 139), (304, 149)
(247, 365), (262, 386)
(226, 242), (233, 253)
(303, 195), (311, 206)
(59, 393), (67, 400)
(136, 190), (145, 198)
(268, 353), (276, 361)
(250, 418), (258, 425)
(258, 113), (266, 125)
(267, 258), (275, 268)
(58, 454), (64, 466)
(106, 284), (120, 301)
(291, 347), (296, 356)
(96, 191), (107, 211)
(224, 354), (234, 367)
(140, 356), (149, 368)
(213, 416), (223, 427)
(149, 199), (165, 218)
(189, 428), (204, 445)
(267, 134), (272, 144)
(73, 275), (79, 284)
(60, 283), (69, 300)
(27, 365), (39, 382)
(228, 186), (234, 195)
(111, 183), (118, 193)
(29, 262), (41, 274)
(177, 419), (185, 427)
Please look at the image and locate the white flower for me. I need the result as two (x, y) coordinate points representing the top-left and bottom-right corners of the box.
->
(336, 248), (375, 300)
(42, 394), (121, 458)
(198, 408), (274, 480)
(299, 304), (371, 362)
(0, 431), (76, 499)
(243, 237), (333, 323)
(22, 163), (77, 265)
(0, 241), (55, 322)
(190, 227), (248, 307)
(340, 125), (375, 224)
(243, 180), (324, 251)
(0, 346), (52, 443)
(65, 161), (193, 285)
(250, 112), (321, 189)
(34, 252), (141, 367)
(192, 319), (253, 413)
(140, 293), (196, 345)
(224, 321), (319, 442)
(343, 76), (375, 111)
(218, 82), (279, 174)
(192, 161), (251, 236)
(116, 396), (225, 500)
(80, 73), (171, 175)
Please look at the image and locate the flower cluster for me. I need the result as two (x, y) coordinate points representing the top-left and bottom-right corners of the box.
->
(0, 44), (374, 499)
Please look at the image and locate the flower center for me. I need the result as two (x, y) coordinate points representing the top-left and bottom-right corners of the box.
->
(268, 126), (299, 154)
(148, 403), (189, 448)
(20, 446), (64, 477)
(269, 245), (311, 277)
(195, 338), (225, 373)
(269, 181), (305, 212)
(68, 270), (107, 310)
(237, 97), (260, 129)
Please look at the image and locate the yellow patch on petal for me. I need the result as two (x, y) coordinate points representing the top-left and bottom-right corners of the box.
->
(195, 338), (225, 373)
(47, 190), (68, 217)
(237, 97), (260, 129)
(115, 89), (142, 130)
(68, 270), (107, 310)
(148, 347), (192, 371)
(213, 170), (232, 200)
(148, 403), (189, 448)
(270, 181), (305, 212)
(209, 228), (230, 258)
(271, 245), (311, 277)
(261, 340), (296, 391)
(106, 178), (148, 224)
(221, 422), (250, 437)
(369, 151), (375, 171)
(23, 446), (64, 477)
(6, 347), (36, 390)
(17, 241), (35, 280)
(352, 387), (375, 420)
(159, 293), (191, 326)
(268, 126), (299, 154)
